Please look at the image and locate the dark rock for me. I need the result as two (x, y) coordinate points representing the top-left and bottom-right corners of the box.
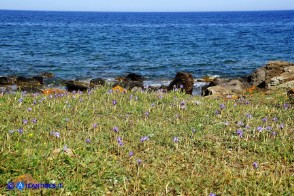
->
(168, 72), (194, 95)
(126, 73), (144, 82)
(65, 80), (89, 92)
(16, 76), (41, 86)
(90, 78), (106, 88)
(287, 88), (294, 103)
(17, 86), (43, 93)
(0, 76), (15, 85)
(113, 80), (144, 90)
(33, 76), (44, 85)
(42, 72), (54, 78)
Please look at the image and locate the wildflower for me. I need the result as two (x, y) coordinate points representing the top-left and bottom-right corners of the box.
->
(137, 159), (142, 164)
(145, 111), (149, 117)
(283, 103), (289, 110)
(63, 145), (68, 152)
(209, 193), (216, 196)
(23, 119), (28, 125)
(179, 84), (184, 89)
(245, 100), (250, 105)
(51, 131), (60, 138)
(233, 103), (237, 107)
(180, 101), (186, 109)
(27, 107), (32, 112)
(117, 137), (123, 146)
(33, 99), (37, 104)
(173, 137), (179, 142)
(257, 126), (263, 132)
(192, 129), (196, 133)
(18, 129), (23, 134)
(220, 104), (225, 109)
(140, 136), (149, 142)
(151, 103), (155, 107)
(112, 100), (117, 105)
(237, 121), (244, 127)
(85, 138), (91, 143)
(252, 162), (258, 169)
(93, 123), (97, 128)
(32, 118), (37, 124)
(215, 110), (221, 115)
(279, 124), (284, 129)
(236, 129), (243, 138)
(245, 125), (250, 129)
(273, 117), (278, 121)
(129, 151), (134, 157)
(266, 126), (272, 131)
(113, 127), (119, 133)
(130, 94), (133, 100)
(18, 98), (23, 103)
(246, 114), (252, 119)
(262, 117), (267, 122)
(272, 131), (277, 136)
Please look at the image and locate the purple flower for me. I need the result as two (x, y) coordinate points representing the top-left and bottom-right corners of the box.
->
(192, 129), (196, 133)
(137, 159), (142, 164)
(113, 127), (119, 132)
(253, 162), (258, 169)
(220, 104), (225, 109)
(85, 138), (91, 143)
(209, 193), (216, 196)
(236, 129), (243, 138)
(112, 100), (117, 105)
(173, 137), (179, 143)
(130, 94), (133, 100)
(272, 131), (277, 136)
(245, 100), (250, 105)
(140, 136), (149, 142)
(180, 101), (186, 109)
(257, 126), (263, 132)
(27, 107), (32, 112)
(266, 126), (272, 131)
(33, 99), (37, 105)
(63, 145), (68, 152)
(262, 117), (267, 122)
(18, 98), (23, 103)
(279, 124), (284, 129)
(23, 119), (28, 125)
(117, 137), (123, 146)
(245, 125), (250, 129)
(18, 129), (23, 134)
(237, 121), (244, 127)
(273, 117), (278, 122)
(215, 110), (221, 115)
(233, 103), (237, 107)
(32, 118), (37, 124)
(179, 84), (184, 89)
(129, 151), (134, 157)
(93, 123), (97, 128)
(51, 131), (60, 138)
(283, 103), (289, 110)
(145, 111), (149, 117)
(246, 114), (253, 119)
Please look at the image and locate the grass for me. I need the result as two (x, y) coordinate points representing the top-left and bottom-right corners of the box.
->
(0, 86), (293, 195)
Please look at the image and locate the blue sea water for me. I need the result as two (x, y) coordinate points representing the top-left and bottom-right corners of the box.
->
(0, 10), (294, 83)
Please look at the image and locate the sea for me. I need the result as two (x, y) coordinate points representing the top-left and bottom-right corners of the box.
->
(0, 10), (294, 87)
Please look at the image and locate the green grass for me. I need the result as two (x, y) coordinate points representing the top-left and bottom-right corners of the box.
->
(0, 86), (293, 195)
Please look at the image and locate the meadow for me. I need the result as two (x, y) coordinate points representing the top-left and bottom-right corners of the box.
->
(0, 85), (293, 195)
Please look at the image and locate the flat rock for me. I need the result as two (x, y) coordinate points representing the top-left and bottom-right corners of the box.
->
(65, 80), (89, 92)
(90, 78), (106, 88)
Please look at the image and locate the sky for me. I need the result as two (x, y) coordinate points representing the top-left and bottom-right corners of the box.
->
(0, 0), (294, 12)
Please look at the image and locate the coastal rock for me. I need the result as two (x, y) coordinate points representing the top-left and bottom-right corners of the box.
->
(90, 78), (106, 88)
(203, 79), (245, 97)
(248, 61), (294, 89)
(126, 73), (144, 82)
(42, 72), (54, 78)
(65, 80), (89, 92)
(0, 76), (15, 85)
(33, 76), (44, 85)
(168, 72), (194, 95)
(16, 76), (41, 86)
(287, 88), (294, 103)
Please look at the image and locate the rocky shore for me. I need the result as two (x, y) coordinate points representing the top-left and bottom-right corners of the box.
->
(1, 61), (293, 101)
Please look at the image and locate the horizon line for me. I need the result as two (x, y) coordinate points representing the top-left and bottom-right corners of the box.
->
(1, 8), (294, 13)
